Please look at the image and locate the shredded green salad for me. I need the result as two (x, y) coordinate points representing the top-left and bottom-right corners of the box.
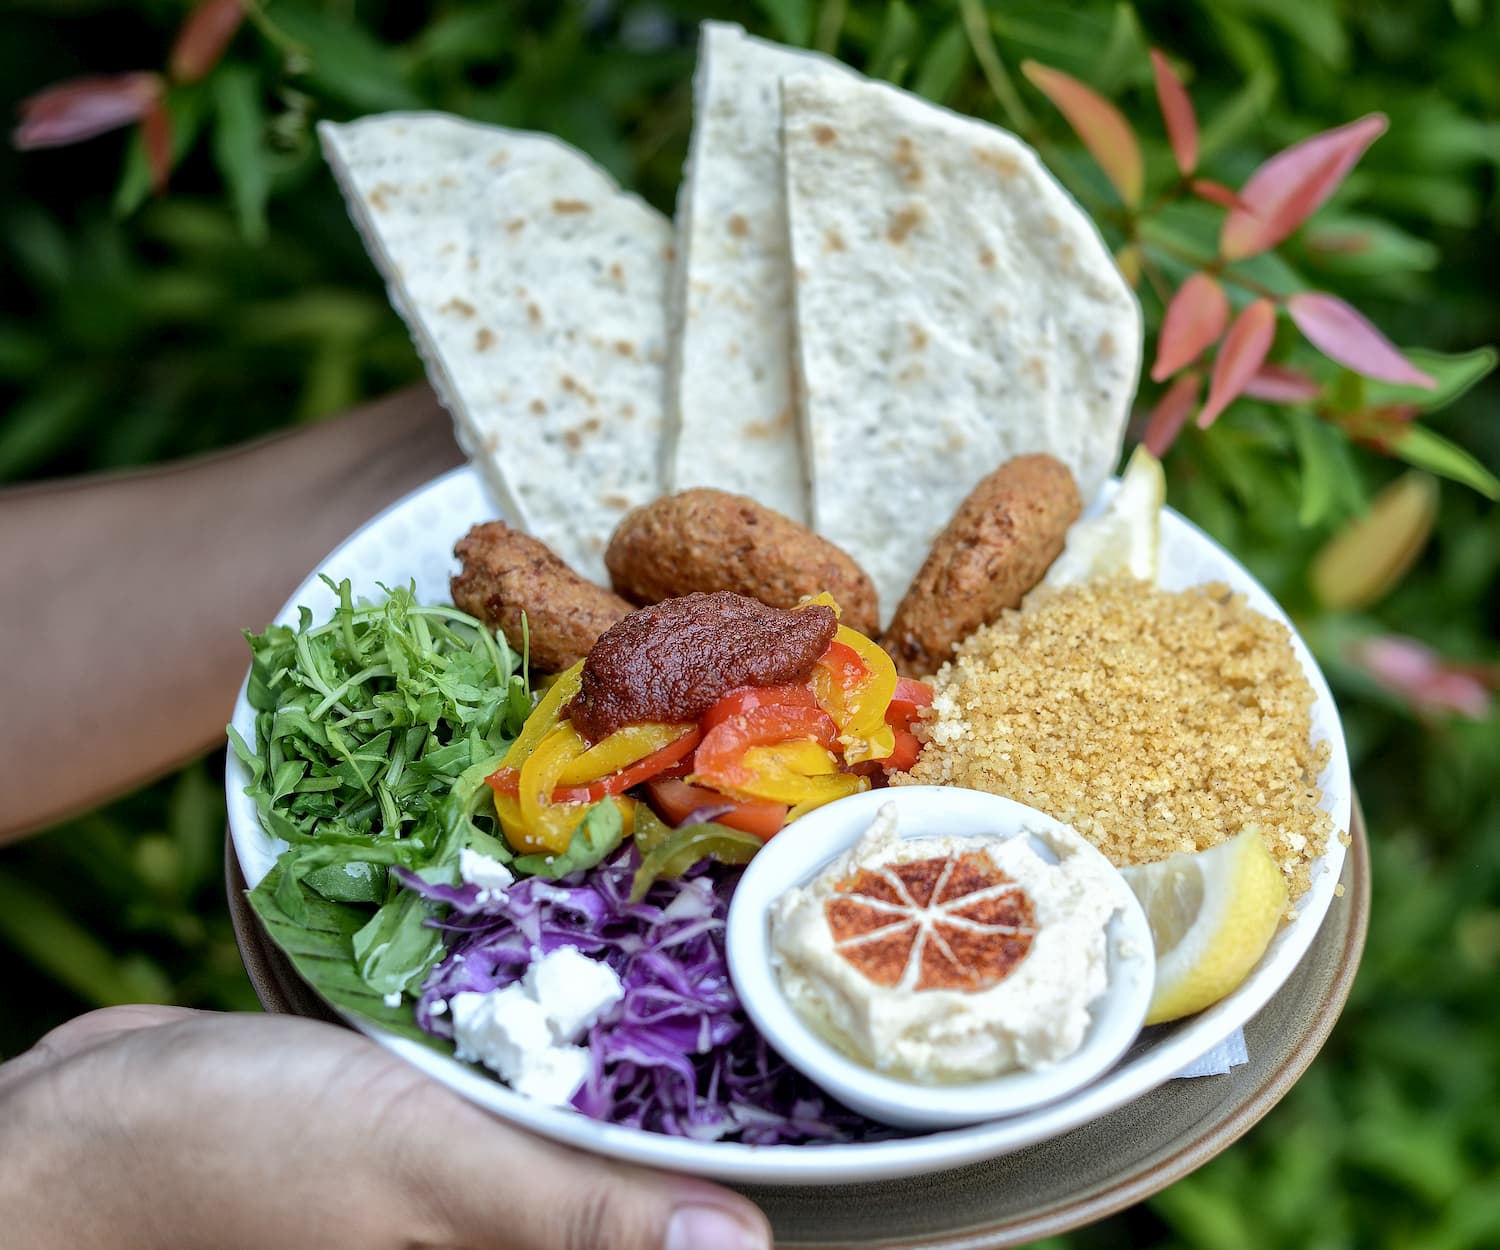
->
(231, 579), (553, 1027)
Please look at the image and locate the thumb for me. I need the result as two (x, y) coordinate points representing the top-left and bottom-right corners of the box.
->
(410, 1096), (771, 1250)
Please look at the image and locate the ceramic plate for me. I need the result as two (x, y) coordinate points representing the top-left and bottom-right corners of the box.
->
(228, 806), (1368, 1247)
(225, 465), (1352, 1184)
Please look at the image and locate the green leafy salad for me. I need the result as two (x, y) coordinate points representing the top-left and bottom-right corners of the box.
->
(231, 579), (620, 1039)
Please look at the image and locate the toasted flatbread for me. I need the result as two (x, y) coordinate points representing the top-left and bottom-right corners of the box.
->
(319, 112), (672, 585)
(781, 75), (1142, 621)
(663, 23), (850, 523)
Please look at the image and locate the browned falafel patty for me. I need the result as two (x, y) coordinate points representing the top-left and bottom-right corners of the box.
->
(604, 488), (879, 636)
(882, 454), (1081, 677)
(451, 521), (631, 672)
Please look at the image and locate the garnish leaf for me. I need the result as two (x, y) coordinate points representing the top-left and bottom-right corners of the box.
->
(513, 800), (625, 879)
(247, 863), (445, 1050)
(351, 890), (445, 997)
(303, 860), (388, 905)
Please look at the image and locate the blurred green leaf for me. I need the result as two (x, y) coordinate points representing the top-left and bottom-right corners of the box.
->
(1219, 0), (1349, 68)
(756, 0), (814, 46)
(1197, 66), (1276, 158)
(0, 376), (101, 479)
(167, 764), (222, 898)
(1389, 424), (1500, 500)
(867, 0), (920, 83)
(0, 326), (51, 380)
(1301, 214), (1440, 279)
(0, 869), (173, 1006)
(1151, 1171), (1257, 1250)
(1364, 346), (1498, 414)
(1289, 408), (1357, 526)
(913, 21), (970, 103)
(274, 8), (423, 112)
(1093, 3), (1149, 94)
(114, 83), (208, 218)
(211, 66), (272, 245)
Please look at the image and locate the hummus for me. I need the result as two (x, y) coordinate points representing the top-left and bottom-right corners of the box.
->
(769, 804), (1120, 1083)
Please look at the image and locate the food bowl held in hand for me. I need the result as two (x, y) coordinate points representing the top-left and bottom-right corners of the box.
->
(726, 786), (1155, 1129)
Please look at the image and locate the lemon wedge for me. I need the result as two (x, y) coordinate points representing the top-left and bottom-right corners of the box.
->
(1043, 445), (1165, 587)
(1120, 828), (1289, 1025)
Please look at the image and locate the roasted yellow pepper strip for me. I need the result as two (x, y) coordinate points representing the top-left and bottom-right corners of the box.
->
(699, 741), (850, 805)
(554, 722), (694, 786)
(501, 660), (585, 770)
(518, 723), (588, 833)
(503, 793), (637, 855)
(787, 773), (867, 822)
(833, 626), (898, 737)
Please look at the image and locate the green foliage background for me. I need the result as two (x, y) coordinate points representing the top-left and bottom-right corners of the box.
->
(3, 1), (1498, 1245)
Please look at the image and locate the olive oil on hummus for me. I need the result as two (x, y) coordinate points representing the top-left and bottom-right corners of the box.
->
(769, 804), (1121, 1083)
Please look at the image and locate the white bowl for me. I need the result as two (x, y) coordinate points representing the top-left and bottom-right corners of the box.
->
(726, 786), (1155, 1128)
(226, 465), (1352, 1183)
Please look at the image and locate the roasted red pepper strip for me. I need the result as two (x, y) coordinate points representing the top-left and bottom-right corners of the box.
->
(693, 704), (839, 792)
(486, 726), (701, 805)
(886, 677), (934, 731)
(881, 727), (923, 773)
(643, 778), (789, 840)
(702, 683), (819, 732)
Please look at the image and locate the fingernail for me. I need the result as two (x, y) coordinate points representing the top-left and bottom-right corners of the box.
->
(666, 1204), (767, 1250)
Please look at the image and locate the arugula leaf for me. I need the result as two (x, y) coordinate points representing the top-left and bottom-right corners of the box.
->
(513, 801), (625, 879)
(232, 581), (528, 847)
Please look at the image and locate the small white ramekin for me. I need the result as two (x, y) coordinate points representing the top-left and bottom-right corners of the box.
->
(725, 785), (1154, 1129)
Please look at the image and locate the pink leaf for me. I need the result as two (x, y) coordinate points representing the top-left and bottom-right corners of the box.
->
(142, 100), (173, 195)
(1198, 299), (1277, 428)
(1142, 371), (1202, 457)
(1350, 636), (1494, 720)
(1220, 114), (1387, 260)
(1150, 50), (1198, 176)
(1287, 292), (1437, 387)
(13, 72), (163, 149)
(1021, 61), (1144, 207)
(1243, 364), (1323, 404)
(169, 0), (245, 84)
(1152, 272), (1229, 381)
(1191, 179), (1251, 213)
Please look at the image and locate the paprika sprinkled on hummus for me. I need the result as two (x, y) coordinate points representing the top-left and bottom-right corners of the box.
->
(770, 804), (1121, 1083)
(824, 855), (1037, 991)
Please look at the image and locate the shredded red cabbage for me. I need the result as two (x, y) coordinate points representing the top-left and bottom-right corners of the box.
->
(396, 849), (880, 1144)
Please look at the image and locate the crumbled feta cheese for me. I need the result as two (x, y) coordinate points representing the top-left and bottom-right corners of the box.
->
(510, 1045), (591, 1106)
(459, 848), (515, 892)
(524, 946), (624, 1044)
(449, 985), (552, 1081)
(430, 999), (447, 1016)
(383, 991), (402, 1008)
(447, 983), (594, 1107)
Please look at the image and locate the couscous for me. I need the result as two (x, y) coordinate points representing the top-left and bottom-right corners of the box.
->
(896, 578), (1334, 900)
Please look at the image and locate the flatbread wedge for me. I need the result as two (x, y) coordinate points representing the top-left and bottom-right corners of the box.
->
(664, 22), (851, 523)
(781, 75), (1142, 621)
(319, 112), (672, 585)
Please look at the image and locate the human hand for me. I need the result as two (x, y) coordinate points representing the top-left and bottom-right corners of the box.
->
(0, 1006), (771, 1250)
